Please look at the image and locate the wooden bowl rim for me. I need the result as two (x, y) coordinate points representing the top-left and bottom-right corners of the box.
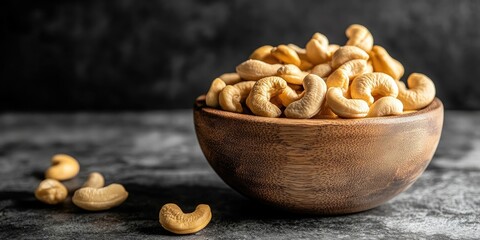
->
(195, 97), (443, 126)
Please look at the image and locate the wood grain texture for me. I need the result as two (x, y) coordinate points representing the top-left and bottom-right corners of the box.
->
(194, 97), (444, 214)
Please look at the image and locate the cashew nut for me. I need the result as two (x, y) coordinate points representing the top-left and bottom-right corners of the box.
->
(205, 78), (226, 108)
(236, 59), (282, 81)
(331, 46), (370, 69)
(326, 87), (369, 118)
(271, 45), (301, 66)
(159, 203), (212, 235)
(328, 44), (340, 55)
(246, 76), (287, 117)
(218, 72), (242, 85)
(45, 154), (80, 181)
(35, 179), (68, 205)
(370, 45), (404, 80)
(367, 96), (404, 117)
(72, 184), (128, 211)
(306, 32), (330, 64)
(345, 24), (374, 52)
(249, 45), (279, 64)
(82, 172), (105, 188)
(326, 59), (368, 91)
(350, 72), (399, 105)
(284, 74), (327, 119)
(219, 81), (256, 113)
(277, 64), (309, 85)
(310, 63), (332, 78)
(287, 44), (314, 70)
(396, 73), (436, 110)
(278, 85), (304, 107)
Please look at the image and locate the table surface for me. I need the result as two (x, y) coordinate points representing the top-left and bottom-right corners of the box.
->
(0, 110), (479, 240)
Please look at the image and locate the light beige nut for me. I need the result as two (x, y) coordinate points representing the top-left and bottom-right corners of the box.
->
(287, 43), (306, 54)
(219, 81), (256, 113)
(72, 184), (128, 211)
(326, 59), (368, 92)
(328, 44), (340, 55)
(306, 32), (330, 64)
(288, 44), (314, 71)
(396, 73), (436, 110)
(82, 172), (105, 188)
(246, 76), (287, 117)
(284, 74), (327, 119)
(218, 72), (242, 85)
(312, 100), (338, 119)
(271, 45), (301, 66)
(45, 154), (80, 181)
(159, 203), (212, 235)
(331, 46), (370, 69)
(277, 64), (309, 85)
(350, 72), (399, 105)
(345, 24), (374, 52)
(310, 63), (332, 78)
(249, 45), (279, 64)
(278, 85), (304, 107)
(367, 96), (404, 117)
(287, 83), (303, 91)
(205, 78), (226, 108)
(236, 59), (282, 81)
(35, 179), (68, 205)
(326, 87), (369, 118)
(370, 45), (405, 80)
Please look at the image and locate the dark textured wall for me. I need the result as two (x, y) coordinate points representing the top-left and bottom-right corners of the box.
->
(3, 0), (480, 111)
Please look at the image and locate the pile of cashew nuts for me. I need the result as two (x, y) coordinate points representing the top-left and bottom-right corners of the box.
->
(206, 24), (436, 119)
(34, 154), (212, 235)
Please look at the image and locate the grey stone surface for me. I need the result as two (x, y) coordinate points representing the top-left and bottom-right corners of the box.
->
(0, 111), (479, 239)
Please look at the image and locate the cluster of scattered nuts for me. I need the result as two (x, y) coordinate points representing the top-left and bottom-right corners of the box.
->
(205, 24), (436, 119)
(35, 154), (128, 210)
(34, 154), (211, 235)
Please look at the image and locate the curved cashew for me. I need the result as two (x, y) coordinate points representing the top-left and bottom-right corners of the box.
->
(271, 45), (301, 66)
(284, 74), (327, 119)
(326, 87), (369, 118)
(277, 64), (309, 85)
(219, 81), (256, 113)
(82, 172), (105, 188)
(236, 59), (282, 81)
(218, 72), (242, 85)
(35, 179), (68, 205)
(328, 44), (340, 55)
(205, 78), (226, 108)
(370, 45), (404, 80)
(326, 59), (368, 91)
(331, 46), (370, 69)
(350, 72), (399, 105)
(72, 184), (128, 211)
(287, 44), (314, 71)
(159, 203), (212, 235)
(313, 101), (338, 119)
(310, 63), (332, 78)
(278, 85), (304, 107)
(249, 45), (279, 64)
(45, 154), (80, 181)
(246, 76), (287, 117)
(367, 96), (404, 117)
(306, 33), (330, 64)
(396, 73), (436, 110)
(345, 24), (374, 52)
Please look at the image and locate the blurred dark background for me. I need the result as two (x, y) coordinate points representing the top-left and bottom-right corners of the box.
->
(2, 0), (480, 111)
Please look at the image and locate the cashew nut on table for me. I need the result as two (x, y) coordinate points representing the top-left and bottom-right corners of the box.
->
(203, 24), (437, 119)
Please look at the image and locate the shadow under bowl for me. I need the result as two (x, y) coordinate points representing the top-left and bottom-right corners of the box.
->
(193, 97), (444, 215)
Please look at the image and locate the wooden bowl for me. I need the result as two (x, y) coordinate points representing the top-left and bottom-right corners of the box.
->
(194, 96), (444, 215)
